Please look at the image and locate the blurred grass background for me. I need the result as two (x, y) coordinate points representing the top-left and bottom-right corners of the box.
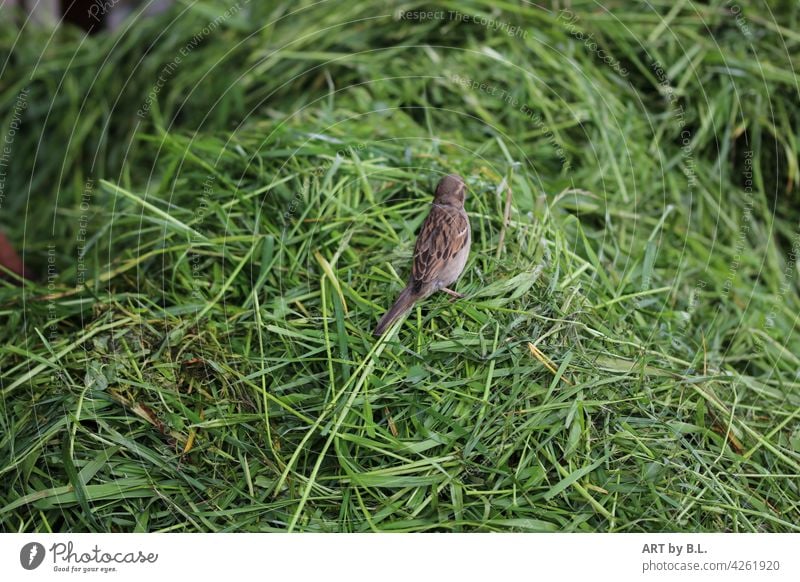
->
(1, 0), (799, 532)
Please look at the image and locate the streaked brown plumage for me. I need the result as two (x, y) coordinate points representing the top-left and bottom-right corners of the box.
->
(374, 174), (471, 336)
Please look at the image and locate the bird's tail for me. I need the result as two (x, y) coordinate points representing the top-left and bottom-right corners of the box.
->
(374, 286), (417, 336)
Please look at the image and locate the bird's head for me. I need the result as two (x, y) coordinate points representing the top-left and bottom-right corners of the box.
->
(433, 174), (466, 207)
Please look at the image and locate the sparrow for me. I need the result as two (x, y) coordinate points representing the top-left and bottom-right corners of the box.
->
(374, 174), (471, 336)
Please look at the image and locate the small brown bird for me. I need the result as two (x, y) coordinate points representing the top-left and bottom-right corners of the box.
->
(374, 174), (471, 336)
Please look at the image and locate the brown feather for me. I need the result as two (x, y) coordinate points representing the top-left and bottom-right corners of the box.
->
(374, 174), (471, 336)
(411, 205), (469, 285)
(373, 286), (417, 336)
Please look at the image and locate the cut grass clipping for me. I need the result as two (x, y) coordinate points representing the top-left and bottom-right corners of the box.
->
(1, 0), (799, 532)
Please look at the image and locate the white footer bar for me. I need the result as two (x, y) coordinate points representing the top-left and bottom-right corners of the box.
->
(2, 533), (797, 581)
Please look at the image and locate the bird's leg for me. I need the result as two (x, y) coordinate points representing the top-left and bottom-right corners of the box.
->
(441, 287), (464, 301)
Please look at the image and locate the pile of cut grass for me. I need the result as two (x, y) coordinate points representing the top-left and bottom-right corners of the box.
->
(1, 0), (799, 532)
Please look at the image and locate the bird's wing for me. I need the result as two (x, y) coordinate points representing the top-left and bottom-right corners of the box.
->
(411, 205), (469, 285)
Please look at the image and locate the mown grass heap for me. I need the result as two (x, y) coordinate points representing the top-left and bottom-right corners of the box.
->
(1, 0), (799, 532)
